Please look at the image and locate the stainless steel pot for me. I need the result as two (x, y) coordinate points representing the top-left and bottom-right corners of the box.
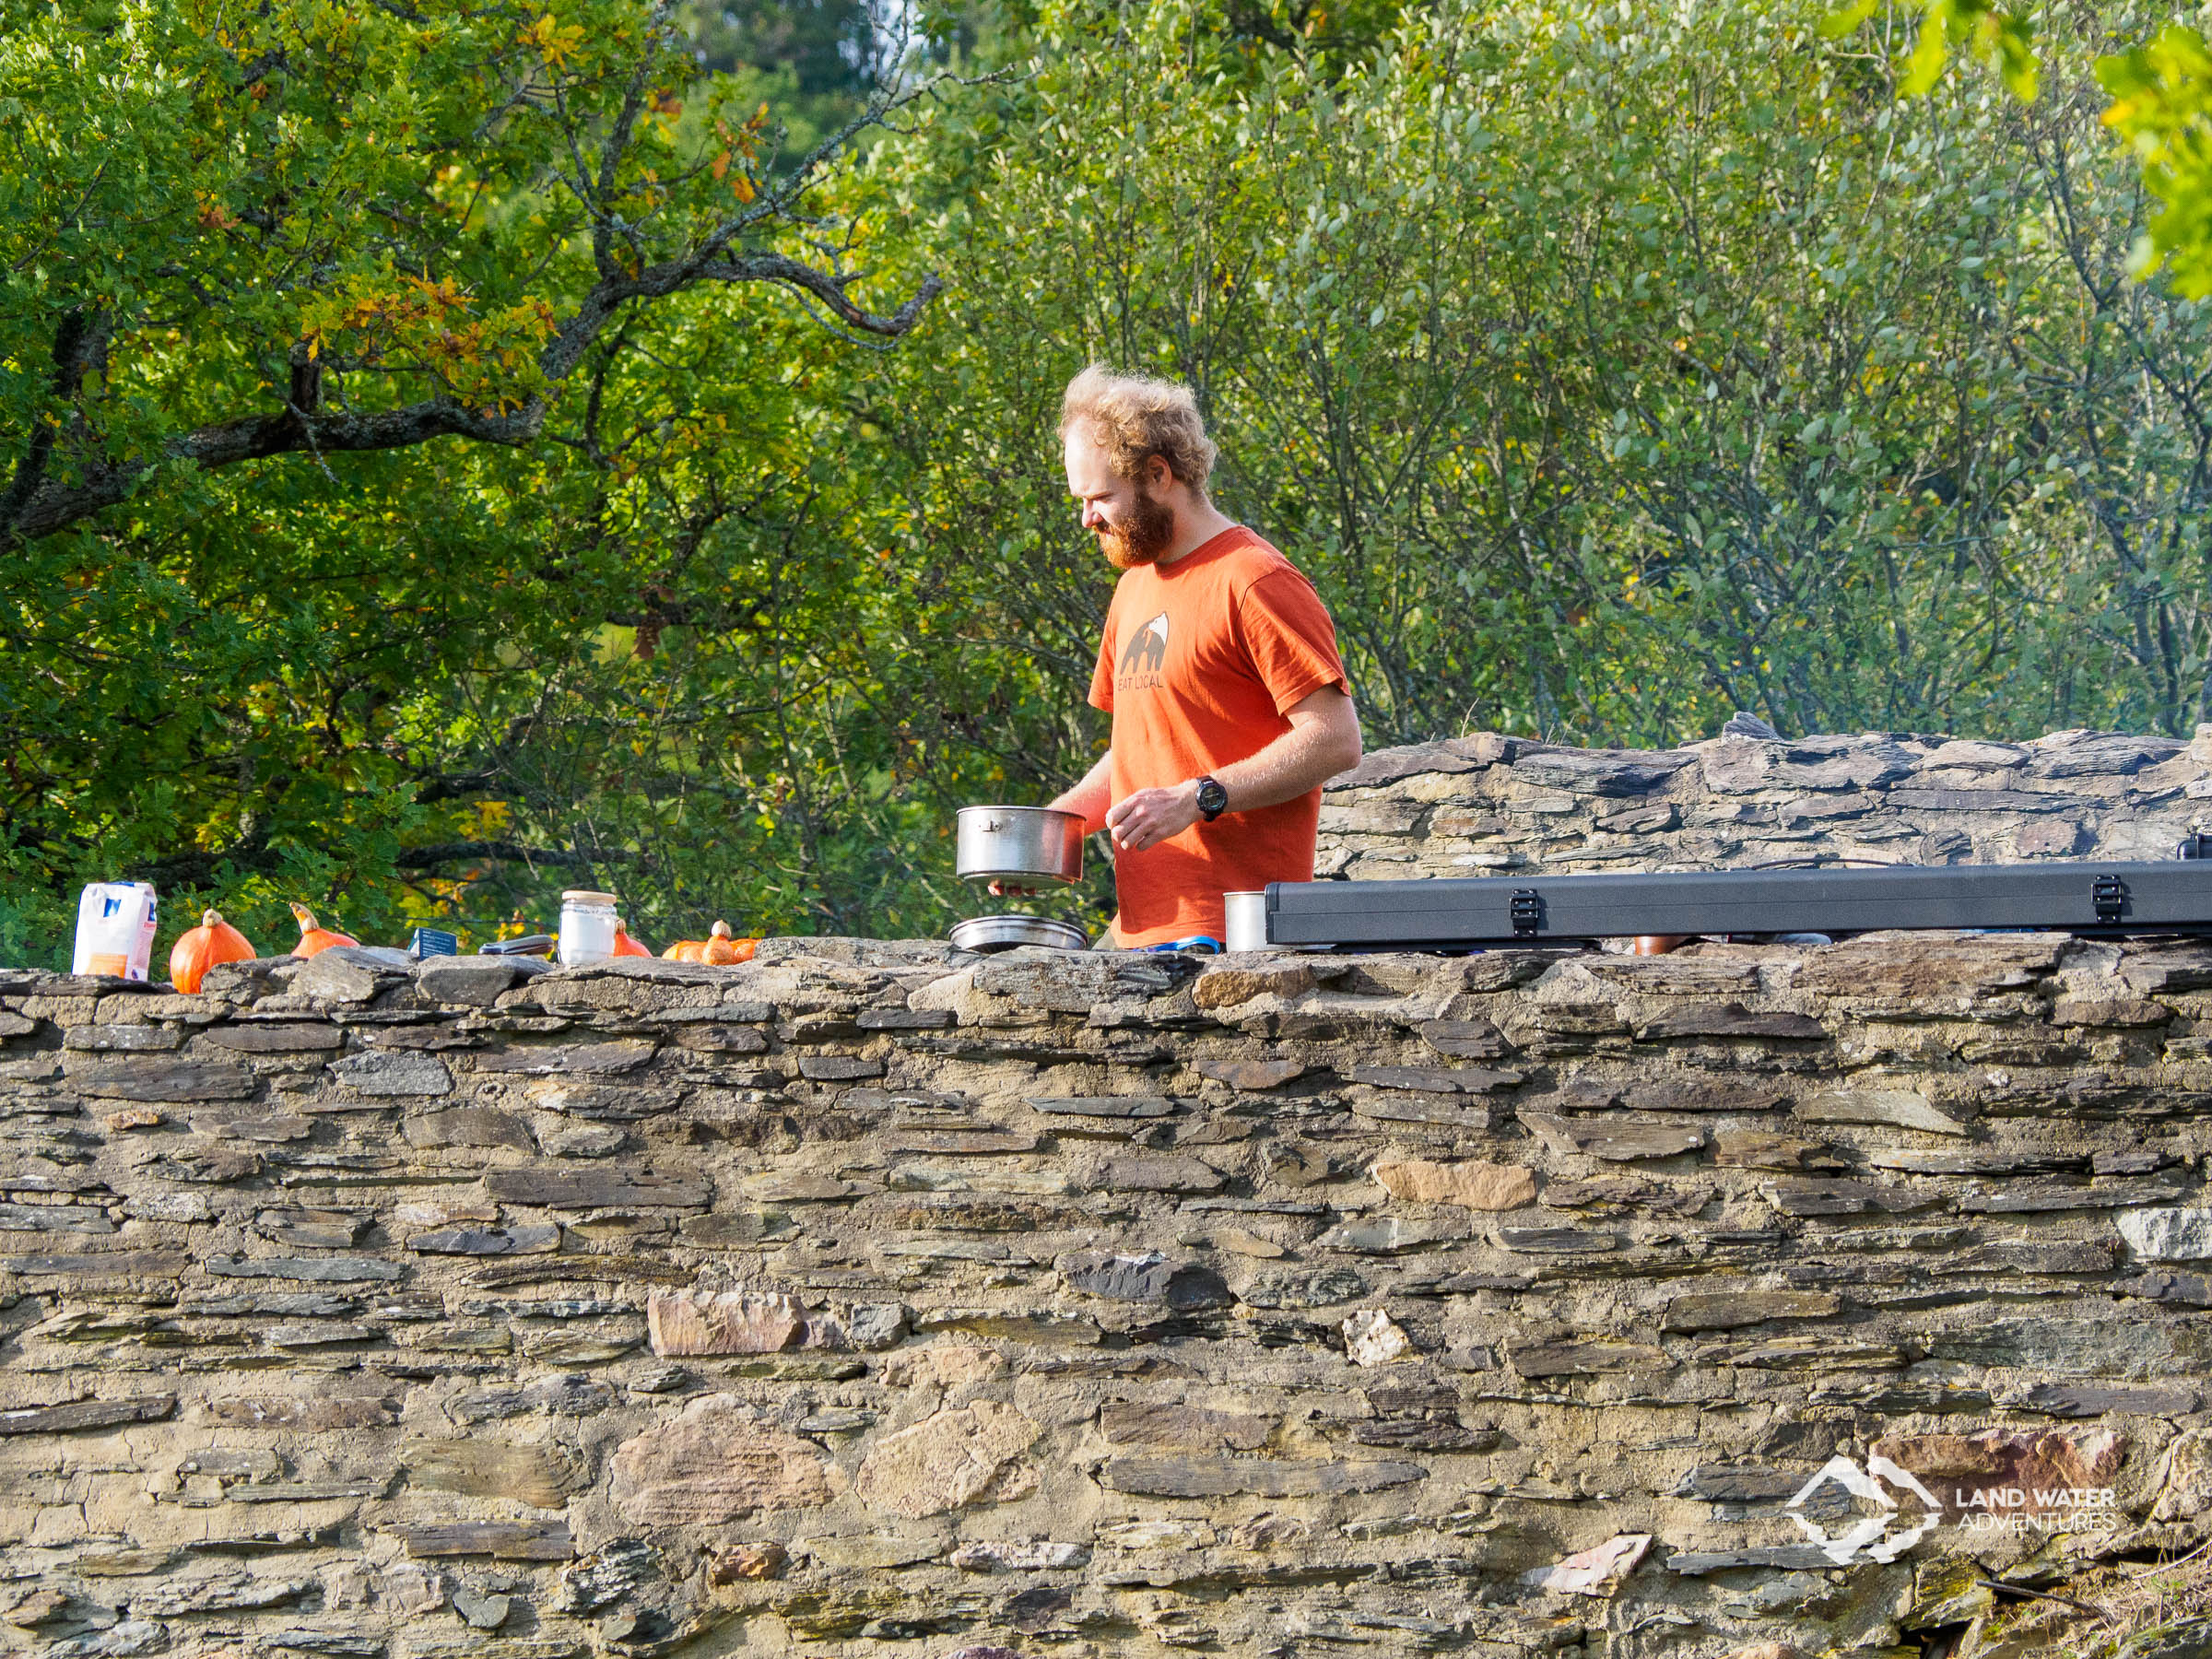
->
(956, 806), (1085, 887)
(948, 914), (1089, 954)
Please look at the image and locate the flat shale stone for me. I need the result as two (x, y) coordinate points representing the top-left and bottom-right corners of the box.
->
(404, 1108), (535, 1150)
(1762, 1180), (1943, 1218)
(1100, 1404), (1274, 1450)
(672, 1023), (771, 1053)
(200, 1024), (346, 1053)
(206, 1394), (400, 1430)
(1194, 1057), (1309, 1089)
(1520, 1111), (1704, 1161)
(1098, 1455), (1425, 1497)
(1634, 1005), (1826, 1040)
(1418, 1018), (1512, 1059)
(65, 1024), (184, 1052)
(1060, 1251), (1231, 1308)
(2016, 1382), (2197, 1417)
(1318, 1215), (1471, 1253)
(1511, 747), (1690, 795)
(0, 1201), (112, 1233)
(794, 1053), (885, 1080)
(415, 958), (523, 1006)
(296, 947), (406, 1003)
(1351, 1065), (1524, 1095)
(1795, 1089), (1970, 1135)
(206, 1254), (407, 1283)
(1510, 1339), (1672, 1377)
(1024, 1095), (1177, 1119)
(328, 1051), (453, 1096)
(2, 1251), (190, 1279)
(1350, 1095), (1494, 1129)
(1663, 1290), (1841, 1331)
(474, 1039), (659, 1076)
(481, 1168), (708, 1208)
(407, 1225), (559, 1255)
(1241, 1267), (1371, 1308)
(67, 1058), (259, 1101)
(1496, 1227), (1618, 1253)
(394, 1522), (573, 1560)
(1083, 1154), (1226, 1194)
(1672, 1465), (1804, 1501)
(0, 1394), (175, 1434)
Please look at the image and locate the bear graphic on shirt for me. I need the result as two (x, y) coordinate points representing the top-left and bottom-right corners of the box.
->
(1119, 613), (1170, 684)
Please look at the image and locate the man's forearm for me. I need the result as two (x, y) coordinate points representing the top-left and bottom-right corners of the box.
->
(1097, 688), (1361, 854)
(1049, 750), (1113, 834)
(1212, 699), (1362, 814)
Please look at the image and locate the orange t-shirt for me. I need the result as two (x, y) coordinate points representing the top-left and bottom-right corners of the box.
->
(1087, 526), (1351, 947)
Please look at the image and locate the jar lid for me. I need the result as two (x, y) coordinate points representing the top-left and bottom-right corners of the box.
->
(560, 889), (618, 905)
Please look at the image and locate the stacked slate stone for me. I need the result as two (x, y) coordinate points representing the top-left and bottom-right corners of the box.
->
(1317, 725), (2212, 880)
(8, 837), (2212, 1653)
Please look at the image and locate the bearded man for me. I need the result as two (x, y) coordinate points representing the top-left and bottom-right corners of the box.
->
(1041, 365), (1363, 948)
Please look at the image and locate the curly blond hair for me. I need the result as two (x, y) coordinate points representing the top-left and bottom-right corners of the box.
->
(1059, 364), (1218, 499)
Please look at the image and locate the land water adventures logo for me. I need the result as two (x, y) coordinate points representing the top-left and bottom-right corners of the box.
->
(1776, 1445), (2122, 1566)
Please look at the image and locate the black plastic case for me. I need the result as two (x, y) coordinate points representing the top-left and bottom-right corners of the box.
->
(1263, 860), (2212, 949)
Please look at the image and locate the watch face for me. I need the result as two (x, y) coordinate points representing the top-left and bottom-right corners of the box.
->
(1198, 779), (1229, 818)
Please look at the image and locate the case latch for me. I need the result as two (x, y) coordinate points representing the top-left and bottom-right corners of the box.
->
(1510, 889), (1545, 936)
(2092, 873), (2128, 924)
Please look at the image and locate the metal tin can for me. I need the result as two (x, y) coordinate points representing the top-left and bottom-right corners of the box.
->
(1223, 890), (1270, 953)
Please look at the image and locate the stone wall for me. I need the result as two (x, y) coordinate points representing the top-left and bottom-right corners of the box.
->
(1315, 725), (2212, 881)
(8, 933), (2212, 1659)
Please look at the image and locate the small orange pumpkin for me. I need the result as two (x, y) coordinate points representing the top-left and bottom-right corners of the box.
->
(171, 910), (255, 994)
(613, 921), (653, 958)
(288, 902), (359, 958)
(662, 920), (758, 965)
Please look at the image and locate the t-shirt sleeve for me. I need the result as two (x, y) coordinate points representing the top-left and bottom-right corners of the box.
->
(1237, 567), (1352, 714)
(1088, 606), (1119, 712)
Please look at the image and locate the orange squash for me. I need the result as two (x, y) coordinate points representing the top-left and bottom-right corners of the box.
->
(662, 920), (758, 965)
(287, 902), (359, 958)
(613, 921), (653, 958)
(171, 910), (255, 994)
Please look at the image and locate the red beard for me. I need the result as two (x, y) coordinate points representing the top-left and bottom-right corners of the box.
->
(1098, 487), (1177, 570)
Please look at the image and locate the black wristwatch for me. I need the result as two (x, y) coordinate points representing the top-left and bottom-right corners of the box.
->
(1194, 775), (1230, 822)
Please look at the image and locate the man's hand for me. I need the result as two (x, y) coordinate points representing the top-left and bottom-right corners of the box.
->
(1105, 780), (1202, 853)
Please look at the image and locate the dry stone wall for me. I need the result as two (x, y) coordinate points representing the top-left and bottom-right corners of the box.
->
(9, 925), (2212, 1657)
(1316, 725), (2212, 880)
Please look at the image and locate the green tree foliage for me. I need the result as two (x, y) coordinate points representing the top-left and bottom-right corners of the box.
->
(2100, 20), (2212, 295)
(4, 0), (2209, 967)
(852, 0), (2212, 745)
(1829, 0), (2212, 300)
(0, 0), (943, 959)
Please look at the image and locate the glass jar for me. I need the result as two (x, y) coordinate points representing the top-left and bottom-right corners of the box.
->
(558, 889), (619, 966)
